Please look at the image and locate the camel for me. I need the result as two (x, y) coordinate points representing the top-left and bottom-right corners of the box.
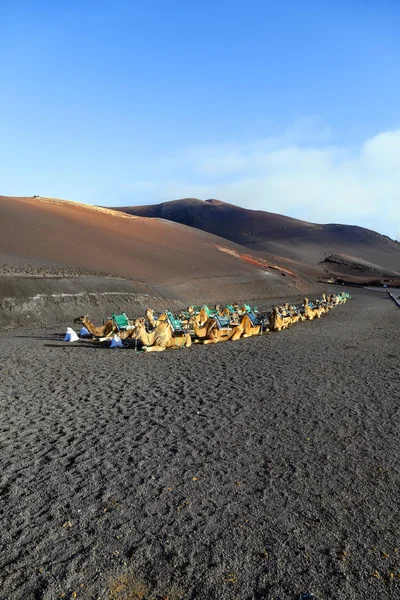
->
(315, 299), (329, 314)
(176, 306), (209, 326)
(328, 293), (343, 306)
(215, 304), (231, 319)
(145, 308), (168, 329)
(133, 318), (191, 352)
(74, 315), (138, 341)
(273, 303), (294, 325)
(190, 312), (261, 343)
(190, 316), (238, 344)
(287, 307), (303, 324)
(322, 293), (331, 306)
(74, 315), (115, 338)
(236, 304), (250, 316)
(269, 307), (290, 331)
(193, 306), (209, 325)
(234, 314), (261, 338)
(317, 294), (330, 311)
(303, 298), (322, 320)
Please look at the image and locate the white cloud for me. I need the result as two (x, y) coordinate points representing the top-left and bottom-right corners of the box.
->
(112, 125), (400, 240)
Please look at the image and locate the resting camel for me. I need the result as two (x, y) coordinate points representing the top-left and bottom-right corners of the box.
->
(303, 298), (322, 320)
(315, 299), (329, 314)
(273, 304), (293, 325)
(190, 316), (238, 344)
(215, 304), (231, 319)
(234, 314), (261, 338)
(287, 306), (303, 324)
(269, 307), (290, 332)
(316, 294), (329, 312)
(145, 308), (169, 329)
(133, 318), (191, 352)
(190, 313), (260, 343)
(328, 293), (342, 306)
(74, 315), (115, 338)
(176, 306), (209, 326)
(321, 293), (331, 307)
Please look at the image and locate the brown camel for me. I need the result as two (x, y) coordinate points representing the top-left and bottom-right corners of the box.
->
(269, 307), (290, 332)
(185, 306), (206, 322)
(328, 294), (341, 306)
(303, 298), (322, 320)
(190, 313), (259, 343)
(287, 308), (303, 324)
(190, 316), (238, 344)
(315, 299), (329, 314)
(321, 293), (331, 307)
(145, 308), (168, 329)
(133, 318), (191, 352)
(74, 315), (115, 338)
(215, 304), (231, 319)
(238, 314), (261, 337)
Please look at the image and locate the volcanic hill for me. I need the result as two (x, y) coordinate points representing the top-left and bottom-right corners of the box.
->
(113, 198), (400, 279)
(0, 195), (317, 327)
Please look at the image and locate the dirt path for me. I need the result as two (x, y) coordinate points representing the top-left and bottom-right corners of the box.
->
(0, 290), (399, 599)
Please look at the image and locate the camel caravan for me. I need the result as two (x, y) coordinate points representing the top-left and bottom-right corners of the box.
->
(68, 292), (351, 352)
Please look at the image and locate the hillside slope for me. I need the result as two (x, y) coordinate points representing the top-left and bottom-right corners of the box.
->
(113, 198), (400, 276)
(0, 196), (320, 327)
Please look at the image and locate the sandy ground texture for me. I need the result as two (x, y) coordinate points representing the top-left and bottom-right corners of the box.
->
(0, 289), (399, 600)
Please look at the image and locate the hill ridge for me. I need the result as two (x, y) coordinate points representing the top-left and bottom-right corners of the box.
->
(111, 198), (400, 276)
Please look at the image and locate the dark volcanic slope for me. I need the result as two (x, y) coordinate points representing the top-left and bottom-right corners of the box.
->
(1, 290), (399, 599)
(113, 198), (400, 274)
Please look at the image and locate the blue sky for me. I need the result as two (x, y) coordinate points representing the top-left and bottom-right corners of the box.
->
(1, 0), (399, 239)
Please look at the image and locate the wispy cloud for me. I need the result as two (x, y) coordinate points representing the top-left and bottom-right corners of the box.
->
(109, 124), (400, 240)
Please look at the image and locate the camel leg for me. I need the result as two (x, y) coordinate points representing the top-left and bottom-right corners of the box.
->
(203, 334), (231, 344)
(242, 328), (260, 337)
(229, 328), (243, 341)
(168, 334), (192, 349)
(143, 345), (166, 352)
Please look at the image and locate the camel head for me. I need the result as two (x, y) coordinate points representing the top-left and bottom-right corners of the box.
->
(73, 315), (88, 325)
(130, 317), (145, 336)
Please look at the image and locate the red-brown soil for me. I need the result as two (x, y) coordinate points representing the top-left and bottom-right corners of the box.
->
(0, 196), (314, 285)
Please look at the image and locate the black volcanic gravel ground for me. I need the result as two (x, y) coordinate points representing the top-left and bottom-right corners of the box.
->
(0, 290), (399, 600)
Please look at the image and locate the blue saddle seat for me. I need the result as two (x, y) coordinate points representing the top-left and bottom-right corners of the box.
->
(214, 315), (231, 329)
(247, 312), (260, 326)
